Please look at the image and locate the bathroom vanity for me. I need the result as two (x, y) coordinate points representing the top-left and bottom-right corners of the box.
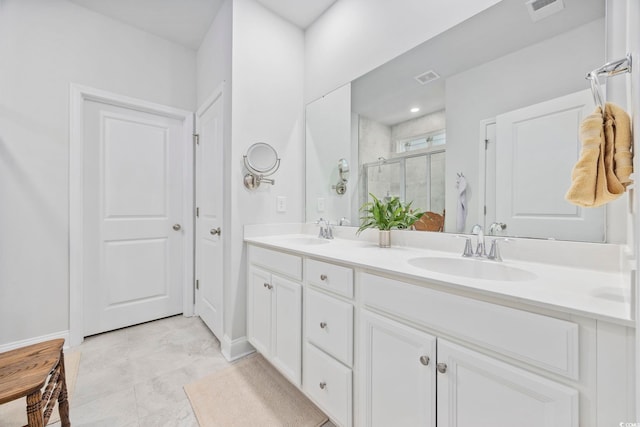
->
(245, 225), (634, 427)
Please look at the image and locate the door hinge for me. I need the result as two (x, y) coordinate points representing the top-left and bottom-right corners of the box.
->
(484, 205), (487, 215)
(484, 138), (489, 150)
(196, 207), (200, 218)
(193, 133), (200, 145)
(195, 279), (199, 290)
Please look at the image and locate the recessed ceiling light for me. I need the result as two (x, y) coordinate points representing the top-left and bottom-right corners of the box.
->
(410, 107), (420, 113)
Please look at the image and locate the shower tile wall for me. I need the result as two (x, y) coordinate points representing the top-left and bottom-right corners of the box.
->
(358, 113), (446, 213)
(358, 116), (392, 164)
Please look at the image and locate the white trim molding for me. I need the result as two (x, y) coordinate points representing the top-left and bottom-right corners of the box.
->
(0, 331), (71, 353)
(69, 84), (194, 346)
(221, 335), (255, 362)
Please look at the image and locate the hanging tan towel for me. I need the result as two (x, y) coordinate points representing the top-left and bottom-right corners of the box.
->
(605, 102), (633, 187)
(602, 104), (626, 197)
(566, 102), (633, 207)
(565, 107), (610, 206)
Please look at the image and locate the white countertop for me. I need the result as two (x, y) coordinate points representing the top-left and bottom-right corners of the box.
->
(244, 226), (634, 326)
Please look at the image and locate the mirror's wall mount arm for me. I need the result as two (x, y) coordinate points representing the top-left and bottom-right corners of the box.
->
(332, 158), (350, 195)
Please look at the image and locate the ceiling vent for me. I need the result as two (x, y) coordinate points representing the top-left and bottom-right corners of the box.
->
(526, 0), (565, 22)
(414, 70), (440, 85)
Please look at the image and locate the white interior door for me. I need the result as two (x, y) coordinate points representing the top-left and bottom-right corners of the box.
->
(82, 99), (185, 336)
(195, 89), (224, 340)
(495, 89), (604, 242)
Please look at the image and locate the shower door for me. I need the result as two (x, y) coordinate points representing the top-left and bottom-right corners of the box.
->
(363, 151), (445, 215)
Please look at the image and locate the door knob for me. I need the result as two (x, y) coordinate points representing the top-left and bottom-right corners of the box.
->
(173, 224), (181, 231)
(210, 227), (221, 236)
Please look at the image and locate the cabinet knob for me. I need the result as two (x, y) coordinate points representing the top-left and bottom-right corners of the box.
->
(263, 283), (272, 290)
(437, 362), (447, 374)
(320, 322), (327, 329)
(172, 224), (181, 231)
(319, 381), (327, 390)
(419, 355), (430, 366)
(210, 227), (221, 236)
(320, 274), (327, 281)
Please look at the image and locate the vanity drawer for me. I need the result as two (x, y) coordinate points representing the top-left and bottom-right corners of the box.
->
(306, 288), (354, 367)
(360, 272), (579, 380)
(306, 259), (353, 298)
(248, 245), (302, 281)
(304, 343), (352, 427)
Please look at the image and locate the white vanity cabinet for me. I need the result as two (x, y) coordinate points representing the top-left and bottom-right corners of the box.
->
(360, 310), (437, 427)
(359, 272), (580, 427)
(436, 339), (578, 427)
(360, 307), (578, 427)
(303, 258), (354, 427)
(247, 246), (302, 386)
(245, 240), (633, 427)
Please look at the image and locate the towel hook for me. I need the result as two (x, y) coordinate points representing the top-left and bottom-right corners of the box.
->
(587, 72), (605, 111)
(585, 54), (632, 111)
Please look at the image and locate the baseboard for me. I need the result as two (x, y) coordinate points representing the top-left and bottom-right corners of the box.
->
(221, 335), (255, 362)
(0, 330), (71, 353)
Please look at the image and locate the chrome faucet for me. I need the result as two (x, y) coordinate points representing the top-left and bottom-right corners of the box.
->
(339, 217), (351, 226)
(470, 224), (486, 257)
(487, 238), (510, 262)
(316, 218), (334, 239)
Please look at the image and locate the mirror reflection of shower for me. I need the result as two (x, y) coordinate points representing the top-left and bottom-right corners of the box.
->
(363, 151), (445, 213)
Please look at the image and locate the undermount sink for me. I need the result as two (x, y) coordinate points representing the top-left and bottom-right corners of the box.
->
(279, 236), (331, 245)
(407, 256), (537, 282)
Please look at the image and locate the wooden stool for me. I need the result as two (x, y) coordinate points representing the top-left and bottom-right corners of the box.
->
(414, 210), (446, 232)
(0, 339), (70, 427)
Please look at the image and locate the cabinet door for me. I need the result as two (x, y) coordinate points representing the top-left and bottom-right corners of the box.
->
(360, 310), (436, 427)
(247, 266), (272, 356)
(437, 339), (578, 427)
(272, 275), (302, 386)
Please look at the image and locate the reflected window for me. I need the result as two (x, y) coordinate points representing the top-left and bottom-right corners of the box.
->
(396, 130), (446, 153)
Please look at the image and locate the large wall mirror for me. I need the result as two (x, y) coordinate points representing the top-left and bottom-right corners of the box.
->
(305, 0), (628, 243)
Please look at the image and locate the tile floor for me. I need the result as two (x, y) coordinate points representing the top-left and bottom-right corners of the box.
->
(49, 315), (334, 427)
(50, 315), (228, 427)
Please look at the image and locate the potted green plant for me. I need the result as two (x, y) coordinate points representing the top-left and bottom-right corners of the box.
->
(357, 194), (424, 247)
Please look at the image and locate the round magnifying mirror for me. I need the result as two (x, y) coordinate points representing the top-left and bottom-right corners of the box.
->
(245, 142), (279, 175)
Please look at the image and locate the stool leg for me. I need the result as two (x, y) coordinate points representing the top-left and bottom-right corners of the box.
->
(57, 351), (71, 427)
(26, 390), (45, 427)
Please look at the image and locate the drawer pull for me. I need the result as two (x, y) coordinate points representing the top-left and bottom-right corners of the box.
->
(419, 355), (430, 366)
(319, 381), (327, 390)
(437, 363), (447, 374)
(320, 274), (328, 281)
(263, 283), (272, 290)
(320, 322), (327, 329)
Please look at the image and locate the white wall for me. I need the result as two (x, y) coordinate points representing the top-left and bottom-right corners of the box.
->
(304, 0), (502, 103)
(445, 19), (605, 235)
(305, 84), (352, 225)
(197, 0), (233, 107)
(0, 0), (196, 346)
(227, 0), (305, 349)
